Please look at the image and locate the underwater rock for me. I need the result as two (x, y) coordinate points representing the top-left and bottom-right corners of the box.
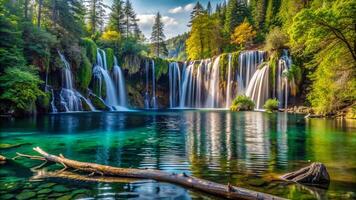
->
(15, 191), (36, 200)
(2, 194), (15, 200)
(37, 188), (52, 194)
(281, 162), (330, 188)
(38, 182), (56, 189)
(52, 185), (70, 193)
(0, 143), (31, 150)
(56, 194), (73, 200)
(89, 93), (110, 111)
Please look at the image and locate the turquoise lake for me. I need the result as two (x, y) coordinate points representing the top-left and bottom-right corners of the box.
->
(1, 111), (355, 199)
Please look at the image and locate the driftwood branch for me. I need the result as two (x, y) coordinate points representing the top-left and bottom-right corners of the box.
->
(17, 147), (285, 200)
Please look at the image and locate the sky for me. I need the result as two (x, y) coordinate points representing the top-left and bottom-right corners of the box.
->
(105, 0), (226, 39)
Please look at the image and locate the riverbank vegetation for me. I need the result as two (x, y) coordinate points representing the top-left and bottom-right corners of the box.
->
(0, 0), (355, 116)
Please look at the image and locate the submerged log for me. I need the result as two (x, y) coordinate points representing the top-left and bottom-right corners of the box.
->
(281, 162), (330, 188)
(17, 147), (285, 200)
(0, 155), (6, 161)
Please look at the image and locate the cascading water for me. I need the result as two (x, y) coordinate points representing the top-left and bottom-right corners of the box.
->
(58, 51), (95, 112)
(93, 49), (128, 111)
(169, 62), (181, 108)
(113, 56), (127, 107)
(151, 60), (158, 109)
(144, 60), (150, 109)
(50, 88), (57, 113)
(245, 64), (270, 110)
(237, 51), (265, 93)
(277, 50), (292, 109)
(225, 54), (232, 108)
(205, 56), (221, 108)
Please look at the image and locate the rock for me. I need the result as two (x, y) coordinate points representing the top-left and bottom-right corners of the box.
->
(71, 189), (89, 196)
(0, 143), (30, 150)
(37, 188), (52, 194)
(52, 185), (70, 192)
(56, 194), (73, 200)
(281, 162), (330, 188)
(38, 182), (56, 189)
(2, 194), (15, 200)
(247, 178), (267, 187)
(16, 191), (36, 200)
(49, 193), (64, 198)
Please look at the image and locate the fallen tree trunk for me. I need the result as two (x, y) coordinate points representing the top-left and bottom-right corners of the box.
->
(281, 162), (330, 188)
(17, 147), (285, 200)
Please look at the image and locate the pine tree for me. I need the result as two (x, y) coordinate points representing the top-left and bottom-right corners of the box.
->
(250, 0), (267, 31)
(207, 1), (212, 15)
(224, 0), (250, 35)
(87, 0), (107, 35)
(188, 1), (205, 26)
(150, 12), (167, 57)
(265, 0), (281, 28)
(122, 0), (139, 38)
(108, 0), (125, 33)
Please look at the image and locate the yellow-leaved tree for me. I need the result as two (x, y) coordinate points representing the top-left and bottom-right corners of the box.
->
(231, 20), (256, 47)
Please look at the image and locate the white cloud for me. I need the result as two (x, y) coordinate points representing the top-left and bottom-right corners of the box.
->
(168, 3), (195, 14)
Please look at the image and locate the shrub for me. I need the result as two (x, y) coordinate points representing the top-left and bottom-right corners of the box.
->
(230, 95), (255, 111)
(81, 38), (97, 64)
(264, 99), (279, 112)
(265, 27), (289, 52)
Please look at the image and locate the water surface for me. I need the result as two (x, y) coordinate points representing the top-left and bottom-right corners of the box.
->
(1, 111), (355, 199)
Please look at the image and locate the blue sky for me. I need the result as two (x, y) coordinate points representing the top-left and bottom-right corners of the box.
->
(105, 0), (226, 39)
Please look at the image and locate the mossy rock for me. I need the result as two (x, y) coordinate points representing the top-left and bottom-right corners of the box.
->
(71, 189), (90, 196)
(49, 193), (64, 198)
(3, 182), (22, 192)
(2, 194), (15, 200)
(80, 97), (92, 111)
(89, 93), (109, 111)
(105, 48), (114, 71)
(0, 143), (31, 150)
(56, 194), (73, 200)
(37, 188), (52, 194)
(52, 185), (70, 193)
(16, 191), (36, 200)
(247, 178), (267, 187)
(38, 183), (56, 189)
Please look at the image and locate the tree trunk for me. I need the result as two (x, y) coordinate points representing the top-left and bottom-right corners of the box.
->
(19, 147), (285, 200)
(281, 162), (330, 188)
(37, 0), (43, 28)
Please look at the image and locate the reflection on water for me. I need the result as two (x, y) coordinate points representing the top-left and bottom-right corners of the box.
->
(0, 111), (355, 199)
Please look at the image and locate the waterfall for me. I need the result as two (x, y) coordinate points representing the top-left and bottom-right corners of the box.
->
(238, 51), (265, 92)
(169, 62), (181, 108)
(113, 56), (128, 107)
(58, 51), (95, 112)
(151, 60), (158, 109)
(93, 48), (129, 111)
(245, 64), (270, 110)
(205, 56), (221, 108)
(144, 60), (150, 109)
(180, 61), (194, 108)
(225, 53), (232, 108)
(277, 50), (292, 109)
(50, 88), (57, 113)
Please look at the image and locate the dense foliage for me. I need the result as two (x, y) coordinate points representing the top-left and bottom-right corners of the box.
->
(230, 95), (255, 111)
(264, 99), (279, 112)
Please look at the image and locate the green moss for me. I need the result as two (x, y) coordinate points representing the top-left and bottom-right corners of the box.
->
(230, 95), (255, 111)
(106, 48), (114, 71)
(81, 38), (97, 64)
(77, 49), (92, 91)
(89, 94), (108, 111)
(153, 57), (169, 80)
(36, 91), (50, 112)
(264, 98), (279, 112)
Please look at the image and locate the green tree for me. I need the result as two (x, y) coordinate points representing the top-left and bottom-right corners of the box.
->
(108, 0), (125, 33)
(289, 0), (356, 114)
(250, 0), (267, 32)
(186, 14), (222, 60)
(150, 12), (167, 57)
(189, 1), (205, 26)
(206, 1), (212, 15)
(122, 0), (139, 38)
(224, 0), (250, 35)
(86, 0), (107, 35)
(265, 0), (281, 28)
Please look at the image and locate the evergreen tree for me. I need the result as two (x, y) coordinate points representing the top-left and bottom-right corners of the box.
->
(189, 1), (205, 26)
(87, 0), (107, 35)
(250, 0), (267, 31)
(265, 0), (281, 28)
(224, 0), (250, 35)
(108, 0), (125, 33)
(207, 1), (212, 15)
(122, 0), (139, 38)
(150, 12), (167, 57)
